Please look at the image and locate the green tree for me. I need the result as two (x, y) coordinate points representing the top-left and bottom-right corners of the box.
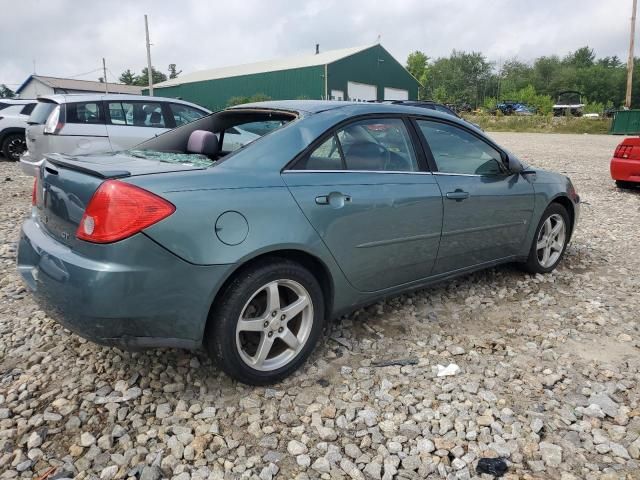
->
(406, 51), (429, 81)
(425, 50), (492, 106)
(119, 69), (136, 85)
(0, 84), (15, 98)
(168, 64), (182, 79)
(134, 67), (168, 86)
(563, 46), (595, 69)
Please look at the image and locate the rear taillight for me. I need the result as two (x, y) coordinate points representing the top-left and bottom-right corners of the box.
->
(614, 143), (640, 160)
(76, 180), (175, 244)
(32, 178), (37, 206)
(43, 105), (63, 134)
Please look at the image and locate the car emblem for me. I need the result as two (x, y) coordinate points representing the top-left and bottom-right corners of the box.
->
(61, 232), (70, 240)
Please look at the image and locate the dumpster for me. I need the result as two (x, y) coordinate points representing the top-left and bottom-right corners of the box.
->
(610, 110), (640, 135)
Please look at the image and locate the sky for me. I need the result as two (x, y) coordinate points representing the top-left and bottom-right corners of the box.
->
(0, 0), (633, 88)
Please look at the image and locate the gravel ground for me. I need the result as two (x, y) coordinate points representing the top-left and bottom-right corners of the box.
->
(0, 133), (639, 480)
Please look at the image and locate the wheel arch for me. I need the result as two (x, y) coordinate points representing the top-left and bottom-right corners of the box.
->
(549, 194), (575, 239)
(0, 127), (26, 144)
(202, 247), (335, 341)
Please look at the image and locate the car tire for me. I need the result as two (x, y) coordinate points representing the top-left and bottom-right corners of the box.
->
(615, 180), (635, 189)
(522, 203), (570, 274)
(205, 258), (325, 385)
(1, 133), (26, 162)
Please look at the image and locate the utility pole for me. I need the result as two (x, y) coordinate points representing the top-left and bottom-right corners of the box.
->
(145, 14), (154, 96)
(626, 0), (637, 109)
(102, 58), (108, 94)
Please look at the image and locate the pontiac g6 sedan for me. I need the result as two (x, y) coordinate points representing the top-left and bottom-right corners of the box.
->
(18, 101), (580, 385)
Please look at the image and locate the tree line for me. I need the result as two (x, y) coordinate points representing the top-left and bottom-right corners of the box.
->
(406, 46), (636, 114)
(118, 64), (181, 86)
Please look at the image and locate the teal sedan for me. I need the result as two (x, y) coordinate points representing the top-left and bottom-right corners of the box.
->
(17, 101), (580, 384)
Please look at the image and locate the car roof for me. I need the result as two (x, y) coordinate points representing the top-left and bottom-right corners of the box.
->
(0, 99), (35, 105)
(35, 94), (211, 112)
(229, 100), (471, 124)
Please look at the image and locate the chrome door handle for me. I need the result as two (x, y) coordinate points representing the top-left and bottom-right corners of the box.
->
(445, 190), (470, 201)
(315, 192), (352, 207)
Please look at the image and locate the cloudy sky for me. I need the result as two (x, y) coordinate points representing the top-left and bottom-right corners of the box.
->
(0, 0), (633, 88)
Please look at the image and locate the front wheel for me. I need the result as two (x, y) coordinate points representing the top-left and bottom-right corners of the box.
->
(523, 203), (570, 274)
(205, 259), (324, 385)
(1, 133), (26, 161)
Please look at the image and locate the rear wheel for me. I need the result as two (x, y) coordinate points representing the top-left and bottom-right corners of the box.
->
(616, 180), (636, 189)
(205, 259), (324, 385)
(1, 133), (26, 161)
(523, 203), (570, 274)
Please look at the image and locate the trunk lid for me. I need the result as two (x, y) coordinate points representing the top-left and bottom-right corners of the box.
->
(35, 152), (208, 247)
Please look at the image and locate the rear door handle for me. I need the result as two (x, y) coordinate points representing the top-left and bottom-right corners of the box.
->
(315, 192), (352, 207)
(445, 190), (470, 201)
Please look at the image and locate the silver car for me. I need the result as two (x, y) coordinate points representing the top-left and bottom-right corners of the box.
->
(20, 94), (210, 175)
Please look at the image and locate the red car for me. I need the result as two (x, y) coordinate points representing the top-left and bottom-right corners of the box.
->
(611, 138), (640, 188)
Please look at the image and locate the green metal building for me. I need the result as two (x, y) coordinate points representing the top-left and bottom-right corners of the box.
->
(146, 44), (420, 110)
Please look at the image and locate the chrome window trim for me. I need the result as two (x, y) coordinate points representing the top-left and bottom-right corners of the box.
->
(433, 171), (508, 177)
(284, 169), (434, 175)
(433, 172), (482, 177)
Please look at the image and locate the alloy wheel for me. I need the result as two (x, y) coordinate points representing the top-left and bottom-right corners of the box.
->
(536, 213), (566, 268)
(7, 137), (26, 161)
(235, 279), (313, 371)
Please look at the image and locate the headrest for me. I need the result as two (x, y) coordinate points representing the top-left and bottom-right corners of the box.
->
(187, 130), (219, 156)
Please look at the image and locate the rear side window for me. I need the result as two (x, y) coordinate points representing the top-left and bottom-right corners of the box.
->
(417, 120), (503, 175)
(107, 101), (167, 128)
(221, 121), (285, 152)
(294, 118), (419, 172)
(66, 102), (104, 124)
(300, 135), (344, 170)
(169, 103), (206, 126)
(28, 102), (57, 124)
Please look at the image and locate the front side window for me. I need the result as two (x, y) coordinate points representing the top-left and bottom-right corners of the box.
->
(66, 102), (104, 124)
(294, 118), (419, 172)
(170, 103), (206, 126)
(107, 101), (166, 127)
(417, 120), (504, 175)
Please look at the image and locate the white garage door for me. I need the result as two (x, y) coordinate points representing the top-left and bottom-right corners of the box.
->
(347, 82), (377, 101)
(384, 87), (409, 100)
(331, 89), (344, 101)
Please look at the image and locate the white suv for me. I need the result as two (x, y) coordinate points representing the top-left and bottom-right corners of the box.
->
(0, 99), (37, 161)
(20, 94), (210, 175)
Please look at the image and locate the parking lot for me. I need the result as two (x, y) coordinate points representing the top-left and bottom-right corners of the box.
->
(0, 132), (638, 479)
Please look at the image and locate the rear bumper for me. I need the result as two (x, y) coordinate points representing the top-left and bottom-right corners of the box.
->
(20, 151), (41, 177)
(611, 158), (640, 183)
(17, 218), (232, 349)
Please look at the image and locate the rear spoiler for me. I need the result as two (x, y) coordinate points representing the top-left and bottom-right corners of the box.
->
(45, 154), (130, 179)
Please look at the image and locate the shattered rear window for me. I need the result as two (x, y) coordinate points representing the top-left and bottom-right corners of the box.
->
(127, 150), (215, 168)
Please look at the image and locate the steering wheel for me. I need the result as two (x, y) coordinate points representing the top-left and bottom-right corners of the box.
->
(383, 149), (412, 171)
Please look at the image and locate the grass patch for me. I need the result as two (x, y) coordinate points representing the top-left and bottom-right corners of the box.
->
(464, 115), (612, 134)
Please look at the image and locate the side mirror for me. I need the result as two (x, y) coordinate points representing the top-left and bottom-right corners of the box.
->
(505, 154), (524, 173)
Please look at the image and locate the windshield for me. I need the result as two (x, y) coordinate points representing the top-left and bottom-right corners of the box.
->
(29, 102), (57, 124)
